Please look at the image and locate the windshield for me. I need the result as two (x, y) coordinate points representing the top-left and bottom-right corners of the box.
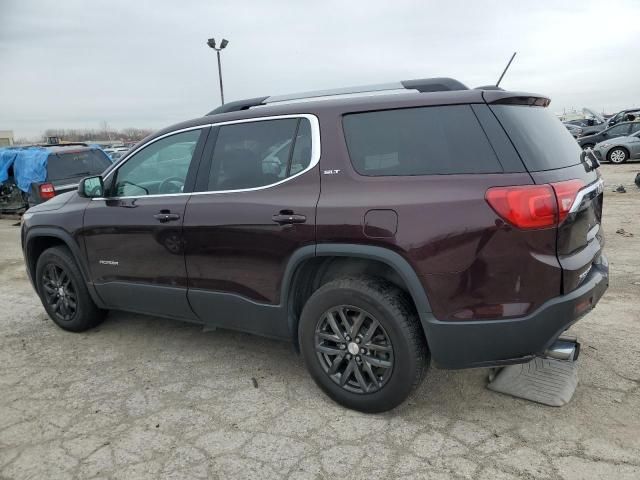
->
(491, 105), (582, 171)
(47, 149), (112, 181)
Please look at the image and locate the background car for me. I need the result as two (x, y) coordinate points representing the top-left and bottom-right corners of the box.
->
(562, 108), (608, 136)
(564, 123), (583, 138)
(0, 143), (112, 210)
(578, 121), (640, 149)
(607, 108), (640, 127)
(103, 146), (129, 161)
(108, 150), (128, 162)
(593, 130), (640, 164)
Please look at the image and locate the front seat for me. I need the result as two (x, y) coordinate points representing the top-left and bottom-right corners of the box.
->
(217, 149), (264, 190)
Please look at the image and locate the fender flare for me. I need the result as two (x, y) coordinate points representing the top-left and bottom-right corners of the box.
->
(24, 226), (105, 308)
(282, 243), (433, 336)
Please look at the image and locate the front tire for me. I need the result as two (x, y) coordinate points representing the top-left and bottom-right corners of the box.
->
(298, 276), (428, 413)
(607, 147), (628, 164)
(35, 246), (106, 332)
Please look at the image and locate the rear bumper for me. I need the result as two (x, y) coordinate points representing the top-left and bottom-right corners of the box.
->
(422, 255), (609, 369)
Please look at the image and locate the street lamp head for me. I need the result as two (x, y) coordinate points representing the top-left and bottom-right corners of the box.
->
(220, 39), (229, 49)
(207, 38), (216, 49)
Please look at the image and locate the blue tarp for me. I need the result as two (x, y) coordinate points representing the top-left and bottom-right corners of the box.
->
(0, 147), (50, 193)
(0, 148), (18, 184)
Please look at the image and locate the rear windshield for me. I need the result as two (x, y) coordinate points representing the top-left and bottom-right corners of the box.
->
(491, 105), (582, 171)
(342, 105), (503, 176)
(47, 150), (111, 181)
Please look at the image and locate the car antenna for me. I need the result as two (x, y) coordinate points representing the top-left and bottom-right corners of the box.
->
(496, 52), (517, 87)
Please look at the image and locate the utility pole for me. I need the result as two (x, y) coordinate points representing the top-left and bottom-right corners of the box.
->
(207, 38), (229, 105)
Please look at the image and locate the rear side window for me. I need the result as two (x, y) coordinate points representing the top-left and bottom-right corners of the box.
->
(47, 150), (111, 181)
(491, 105), (582, 171)
(607, 123), (631, 137)
(342, 105), (502, 176)
(207, 118), (312, 191)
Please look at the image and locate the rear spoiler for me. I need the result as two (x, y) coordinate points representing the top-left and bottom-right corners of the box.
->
(481, 90), (551, 107)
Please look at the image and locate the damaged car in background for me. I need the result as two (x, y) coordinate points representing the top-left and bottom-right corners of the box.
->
(0, 143), (112, 213)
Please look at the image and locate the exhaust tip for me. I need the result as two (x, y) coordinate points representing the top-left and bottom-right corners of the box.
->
(545, 338), (580, 361)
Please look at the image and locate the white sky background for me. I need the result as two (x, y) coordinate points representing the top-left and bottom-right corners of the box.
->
(1, 0), (639, 139)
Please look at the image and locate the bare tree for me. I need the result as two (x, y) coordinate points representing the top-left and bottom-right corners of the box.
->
(36, 127), (152, 143)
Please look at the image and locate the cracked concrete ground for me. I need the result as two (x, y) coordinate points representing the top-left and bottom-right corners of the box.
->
(1, 163), (639, 479)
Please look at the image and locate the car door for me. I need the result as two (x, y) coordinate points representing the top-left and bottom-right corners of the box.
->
(82, 127), (209, 321)
(183, 115), (320, 338)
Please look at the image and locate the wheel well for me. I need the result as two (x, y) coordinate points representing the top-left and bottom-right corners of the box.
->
(26, 236), (67, 279)
(288, 256), (419, 346)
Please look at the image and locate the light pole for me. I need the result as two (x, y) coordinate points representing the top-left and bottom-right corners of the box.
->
(207, 37), (229, 105)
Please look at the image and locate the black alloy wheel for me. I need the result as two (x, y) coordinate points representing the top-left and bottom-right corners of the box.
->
(41, 263), (78, 322)
(35, 246), (106, 332)
(299, 276), (428, 413)
(315, 305), (394, 394)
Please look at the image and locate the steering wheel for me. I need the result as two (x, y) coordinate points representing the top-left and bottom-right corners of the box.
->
(158, 176), (185, 194)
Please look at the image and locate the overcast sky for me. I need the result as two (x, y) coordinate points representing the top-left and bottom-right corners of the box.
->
(1, 0), (639, 139)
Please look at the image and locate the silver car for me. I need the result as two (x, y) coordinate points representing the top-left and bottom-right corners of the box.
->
(593, 130), (640, 164)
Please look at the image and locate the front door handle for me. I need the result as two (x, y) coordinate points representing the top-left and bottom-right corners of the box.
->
(153, 212), (181, 223)
(272, 211), (306, 225)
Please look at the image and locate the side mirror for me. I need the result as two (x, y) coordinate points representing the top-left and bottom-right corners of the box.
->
(78, 175), (104, 198)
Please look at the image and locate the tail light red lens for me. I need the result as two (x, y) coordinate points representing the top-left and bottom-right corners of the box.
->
(485, 184), (557, 229)
(551, 179), (585, 223)
(486, 179), (584, 230)
(39, 183), (56, 200)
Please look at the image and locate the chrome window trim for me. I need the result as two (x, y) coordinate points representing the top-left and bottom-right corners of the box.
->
(569, 178), (603, 214)
(54, 183), (79, 190)
(93, 114), (320, 201)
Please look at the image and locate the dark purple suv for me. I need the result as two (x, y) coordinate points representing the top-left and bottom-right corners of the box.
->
(21, 78), (608, 412)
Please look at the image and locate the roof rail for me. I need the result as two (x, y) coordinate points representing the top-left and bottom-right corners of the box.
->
(207, 96), (268, 115)
(207, 77), (468, 115)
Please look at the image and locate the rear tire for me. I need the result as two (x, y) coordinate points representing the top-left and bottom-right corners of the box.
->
(298, 276), (428, 413)
(35, 246), (106, 332)
(581, 143), (595, 150)
(607, 147), (628, 164)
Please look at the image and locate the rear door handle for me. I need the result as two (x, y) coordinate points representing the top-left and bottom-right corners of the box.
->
(153, 212), (181, 223)
(272, 211), (306, 225)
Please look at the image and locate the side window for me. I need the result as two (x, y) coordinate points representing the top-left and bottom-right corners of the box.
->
(608, 124), (628, 136)
(112, 130), (201, 197)
(207, 118), (312, 191)
(343, 105), (503, 176)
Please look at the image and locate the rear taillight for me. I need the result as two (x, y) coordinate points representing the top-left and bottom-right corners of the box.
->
(486, 179), (584, 230)
(551, 179), (585, 223)
(486, 184), (557, 229)
(39, 183), (56, 200)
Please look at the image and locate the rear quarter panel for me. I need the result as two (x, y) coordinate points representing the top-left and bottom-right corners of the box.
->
(315, 114), (561, 321)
